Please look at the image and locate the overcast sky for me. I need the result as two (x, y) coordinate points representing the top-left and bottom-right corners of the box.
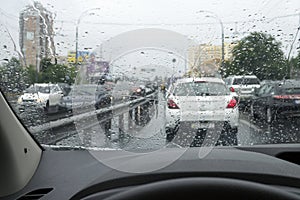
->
(0, 0), (300, 62)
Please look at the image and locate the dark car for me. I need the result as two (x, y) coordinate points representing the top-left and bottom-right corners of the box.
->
(130, 85), (157, 104)
(94, 83), (113, 109)
(59, 84), (98, 112)
(130, 84), (146, 99)
(59, 83), (114, 112)
(250, 80), (300, 123)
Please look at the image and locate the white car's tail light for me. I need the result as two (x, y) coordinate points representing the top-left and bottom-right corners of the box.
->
(227, 98), (237, 108)
(229, 87), (235, 92)
(168, 99), (179, 109)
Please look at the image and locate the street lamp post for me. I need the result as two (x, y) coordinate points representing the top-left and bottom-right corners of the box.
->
(198, 10), (225, 69)
(75, 8), (100, 64)
(268, 13), (300, 78)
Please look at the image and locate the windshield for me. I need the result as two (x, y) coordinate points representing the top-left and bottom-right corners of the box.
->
(1, 0), (300, 156)
(278, 86), (300, 95)
(283, 88), (300, 95)
(25, 85), (51, 94)
(232, 78), (260, 85)
(174, 82), (229, 96)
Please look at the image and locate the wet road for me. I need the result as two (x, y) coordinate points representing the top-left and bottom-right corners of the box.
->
(14, 91), (300, 149)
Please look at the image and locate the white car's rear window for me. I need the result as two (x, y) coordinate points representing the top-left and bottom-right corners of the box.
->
(233, 78), (260, 85)
(174, 82), (229, 96)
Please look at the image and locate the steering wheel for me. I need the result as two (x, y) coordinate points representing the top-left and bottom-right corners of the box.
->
(105, 177), (299, 200)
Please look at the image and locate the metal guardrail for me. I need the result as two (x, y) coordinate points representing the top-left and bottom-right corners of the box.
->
(29, 92), (158, 134)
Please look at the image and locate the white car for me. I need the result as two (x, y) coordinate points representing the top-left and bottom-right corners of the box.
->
(224, 75), (260, 105)
(166, 77), (239, 144)
(17, 83), (64, 113)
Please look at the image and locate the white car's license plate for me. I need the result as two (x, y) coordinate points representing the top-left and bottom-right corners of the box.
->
(295, 100), (300, 104)
(191, 122), (215, 129)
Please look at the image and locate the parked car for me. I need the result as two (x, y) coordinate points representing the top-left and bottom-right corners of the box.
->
(17, 83), (64, 113)
(59, 83), (116, 113)
(166, 77), (239, 145)
(57, 83), (72, 96)
(250, 79), (300, 123)
(224, 75), (260, 105)
(59, 84), (97, 112)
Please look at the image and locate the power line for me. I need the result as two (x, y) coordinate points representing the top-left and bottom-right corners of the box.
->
(0, 8), (19, 20)
(55, 13), (300, 27)
(288, 13), (300, 61)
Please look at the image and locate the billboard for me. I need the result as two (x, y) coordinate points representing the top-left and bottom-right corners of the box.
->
(67, 51), (89, 63)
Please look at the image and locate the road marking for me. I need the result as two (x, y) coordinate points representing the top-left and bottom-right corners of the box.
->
(239, 119), (262, 132)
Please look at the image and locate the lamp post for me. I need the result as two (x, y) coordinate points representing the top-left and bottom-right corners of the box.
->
(198, 10), (225, 68)
(75, 8), (100, 64)
(268, 13), (300, 78)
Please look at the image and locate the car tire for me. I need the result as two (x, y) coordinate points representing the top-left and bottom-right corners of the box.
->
(44, 100), (49, 112)
(166, 128), (175, 143)
(47, 105), (59, 114)
(266, 107), (273, 124)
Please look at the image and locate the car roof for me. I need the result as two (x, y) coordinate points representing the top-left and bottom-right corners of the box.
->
(32, 83), (58, 87)
(227, 75), (258, 79)
(267, 79), (300, 88)
(175, 77), (225, 84)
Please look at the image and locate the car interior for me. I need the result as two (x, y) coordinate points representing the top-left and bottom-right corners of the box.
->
(1, 0), (300, 199)
(1, 90), (300, 199)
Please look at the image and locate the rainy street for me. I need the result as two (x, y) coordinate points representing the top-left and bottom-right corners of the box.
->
(15, 89), (300, 150)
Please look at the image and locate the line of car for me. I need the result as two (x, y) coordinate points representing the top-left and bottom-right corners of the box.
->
(164, 74), (300, 145)
(16, 74), (300, 143)
(17, 83), (66, 114)
(16, 76), (158, 116)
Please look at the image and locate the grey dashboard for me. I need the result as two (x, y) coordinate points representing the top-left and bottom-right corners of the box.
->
(3, 145), (300, 199)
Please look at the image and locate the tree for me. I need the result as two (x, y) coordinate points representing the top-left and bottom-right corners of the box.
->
(37, 58), (77, 84)
(222, 32), (287, 80)
(0, 57), (28, 94)
(289, 51), (300, 78)
(26, 65), (41, 84)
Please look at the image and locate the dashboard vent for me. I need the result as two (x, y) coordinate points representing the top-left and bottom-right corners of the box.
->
(17, 188), (53, 200)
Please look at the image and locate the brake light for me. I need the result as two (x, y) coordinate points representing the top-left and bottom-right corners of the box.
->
(227, 98), (237, 108)
(168, 99), (179, 109)
(229, 87), (235, 92)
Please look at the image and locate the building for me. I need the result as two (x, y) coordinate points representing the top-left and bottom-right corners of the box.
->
(188, 43), (236, 76)
(19, 2), (55, 71)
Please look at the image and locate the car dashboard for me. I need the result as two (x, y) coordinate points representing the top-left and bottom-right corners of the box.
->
(3, 145), (300, 199)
